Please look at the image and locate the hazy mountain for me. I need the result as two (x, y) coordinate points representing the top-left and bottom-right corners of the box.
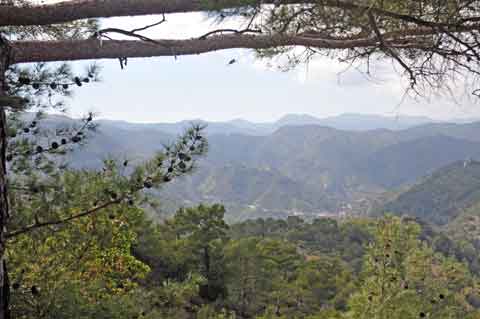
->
(363, 135), (480, 188)
(97, 113), (439, 137)
(303, 113), (437, 131)
(275, 114), (326, 127)
(377, 160), (480, 226)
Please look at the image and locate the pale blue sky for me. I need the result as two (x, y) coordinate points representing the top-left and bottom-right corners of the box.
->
(66, 13), (480, 123)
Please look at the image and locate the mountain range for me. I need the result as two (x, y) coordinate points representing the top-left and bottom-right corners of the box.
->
(29, 113), (480, 221)
(96, 113), (440, 136)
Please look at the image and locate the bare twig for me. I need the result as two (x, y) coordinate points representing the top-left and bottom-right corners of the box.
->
(198, 28), (262, 40)
(95, 14), (167, 44)
(130, 14), (166, 33)
(95, 28), (158, 43)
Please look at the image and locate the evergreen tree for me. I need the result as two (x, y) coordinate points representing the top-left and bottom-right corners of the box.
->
(347, 216), (476, 319)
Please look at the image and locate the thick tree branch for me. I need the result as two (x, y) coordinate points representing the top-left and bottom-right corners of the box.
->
(0, 0), (314, 27)
(9, 34), (427, 64)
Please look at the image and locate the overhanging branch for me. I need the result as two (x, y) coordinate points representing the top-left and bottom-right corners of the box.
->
(9, 34), (427, 64)
(0, 0), (314, 27)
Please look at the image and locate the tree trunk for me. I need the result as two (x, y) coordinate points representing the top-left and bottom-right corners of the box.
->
(0, 36), (11, 319)
(203, 246), (210, 277)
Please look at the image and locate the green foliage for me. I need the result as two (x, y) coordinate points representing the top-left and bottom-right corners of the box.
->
(225, 237), (302, 316)
(231, 216), (372, 273)
(5, 62), (101, 111)
(347, 216), (475, 319)
(9, 184), (480, 319)
(2, 1), (101, 113)
(3, 86), (208, 318)
(197, 305), (236, 319)
(7, 172), (150, 318)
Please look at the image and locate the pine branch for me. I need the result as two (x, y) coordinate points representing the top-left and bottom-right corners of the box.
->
(6, 197), (125, 238)
(367, 11), (417, 86)
(7, 125), (208, 238)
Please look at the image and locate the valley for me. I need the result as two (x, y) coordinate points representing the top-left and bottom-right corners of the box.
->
(44, 113), (480, 222)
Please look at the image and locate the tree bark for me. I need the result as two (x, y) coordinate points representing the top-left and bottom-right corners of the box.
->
(203, 246), (210, 277)
(0, 36), (11, 319)
(0, 0), (315, 27)
(9, 34), (426, 64)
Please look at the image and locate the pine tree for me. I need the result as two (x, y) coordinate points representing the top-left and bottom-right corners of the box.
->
(347, 216), (476, 319)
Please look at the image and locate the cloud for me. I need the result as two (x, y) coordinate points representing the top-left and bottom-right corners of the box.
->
(100, 13), (247, 40)
(61, 14), (480, 123)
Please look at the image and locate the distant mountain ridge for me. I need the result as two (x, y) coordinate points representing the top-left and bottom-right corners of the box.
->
(97, 113), (441, 136)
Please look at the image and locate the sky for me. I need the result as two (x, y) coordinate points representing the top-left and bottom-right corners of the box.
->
(65, 13), (480, 123)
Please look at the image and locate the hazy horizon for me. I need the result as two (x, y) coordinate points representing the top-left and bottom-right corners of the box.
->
(91, 112), (454, 125)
